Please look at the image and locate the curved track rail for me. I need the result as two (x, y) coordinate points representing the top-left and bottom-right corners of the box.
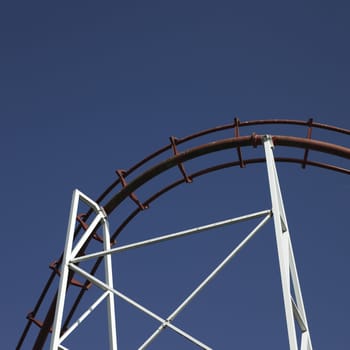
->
(17, 119), (350, 349)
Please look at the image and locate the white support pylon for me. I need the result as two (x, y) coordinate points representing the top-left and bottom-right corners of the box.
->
(263, 135), (313, 350)
(49, 190), (118, 350)
(50, 194), (272, 349)
(101, 208), (118, 350)
(49, 136), (314, 350)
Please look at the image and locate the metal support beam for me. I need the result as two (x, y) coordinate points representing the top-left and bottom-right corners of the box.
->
(49, 137), (314, 349)
(263, 135), (313, 350)
(49, 190), (118, 350)
(49, 190), (274, 349)
(137, 213), (272, 349)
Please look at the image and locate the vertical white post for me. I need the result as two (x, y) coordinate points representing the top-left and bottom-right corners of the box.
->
(263, 135), (313, 350)
(100, 208), (118, 350)
(50, 190), (119, 350)
(50, 190), (81, 350)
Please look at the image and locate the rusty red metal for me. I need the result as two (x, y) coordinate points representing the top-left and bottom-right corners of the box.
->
(49, 261), (91, 290)
(116, 169), (148, 210)
(234, 117), (245, 168)
(76, 213), (107, 244)
(302, 118), (314, 168)
(26, 312), (52, 333)
(170, 136), (193, 183)
(76, 213), (116, 246)
(17, 119), (350, 350)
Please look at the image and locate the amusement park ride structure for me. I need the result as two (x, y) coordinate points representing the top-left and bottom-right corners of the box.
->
(17, 119), (350, 350)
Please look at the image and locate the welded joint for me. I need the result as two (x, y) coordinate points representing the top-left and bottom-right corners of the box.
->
(162, 319), (171, 329)
(98, 206), (107, 220)
(49, 261), (92, 290)
(26, 312), (53, 333)
(291, 297), (307, 333)
(169, 136), (193, 183)
(251, 133), (260, 148)
(234, 117), (245, 168)
(76, 214), (104, 243)
(307, 117), (314, 133)
(262, 134), (274, 149)
(116, 169), (148, 210)
(302, 117), (314, 169)
(280, 216), (287, 233)
(58, 345), (69, 350)
(233, 117), (240, 136)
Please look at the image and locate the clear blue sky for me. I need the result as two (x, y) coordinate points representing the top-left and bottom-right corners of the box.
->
(1, 1), (349, 349)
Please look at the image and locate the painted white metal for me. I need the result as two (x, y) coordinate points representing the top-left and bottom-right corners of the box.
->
(101, 207), (118, 350)
(263, 135), (313, 350)
(49, 190), (118, 350)
(69, 263), (213, 350)
(50, 189), (81, 350)
(58, 345), (69, 350)
(138, 213), (272, 350)
(59, 292), (110, 343)
(71, 209), (271, 264)
(50, 136), (313, 349)
(69, 212), (271, 349)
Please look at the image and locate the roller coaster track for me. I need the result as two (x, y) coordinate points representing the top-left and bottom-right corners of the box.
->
(17, 118), (350, 349)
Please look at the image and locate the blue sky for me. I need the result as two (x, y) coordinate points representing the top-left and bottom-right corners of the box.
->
(1, 1), (349, 349)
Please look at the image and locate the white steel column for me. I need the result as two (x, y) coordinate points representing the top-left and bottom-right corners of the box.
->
(50, 146), (314, 350)
(263, 135), (313, 350)
(50, 190), (80, 350)
(101, 208), (118, 350)
(49, 190), (118, 350)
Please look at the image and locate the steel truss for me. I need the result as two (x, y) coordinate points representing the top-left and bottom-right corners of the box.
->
(50, 135), (312, 350)
(17, 119), (350, 350)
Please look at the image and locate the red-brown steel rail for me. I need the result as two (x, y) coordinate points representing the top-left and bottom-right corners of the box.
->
(17, 119), (350, 349)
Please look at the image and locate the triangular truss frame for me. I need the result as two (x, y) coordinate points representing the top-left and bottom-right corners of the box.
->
(50, 135), (313, 350)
